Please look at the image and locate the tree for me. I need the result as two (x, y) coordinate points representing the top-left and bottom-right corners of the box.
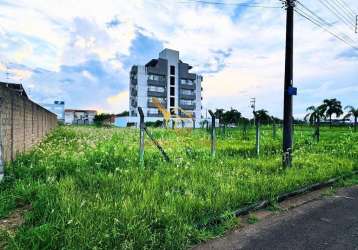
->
(222, 108), (241, 125)
(117, 111), (129, 117)
(304, 105), (326, 142)
(322, 98), (343, 127)
(304, 105), (326, 125)
(94, 113), (113, 126)
(254, 109), (271, 124)
(344, 106), (358, 131)
(214, 109), (225, 124)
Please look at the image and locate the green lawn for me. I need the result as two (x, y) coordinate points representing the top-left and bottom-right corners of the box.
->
(0, 125), (357, 249)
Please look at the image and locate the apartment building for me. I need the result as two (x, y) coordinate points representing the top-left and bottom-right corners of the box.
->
(128, 48), (203, 127)
(64, 109), (97, 125)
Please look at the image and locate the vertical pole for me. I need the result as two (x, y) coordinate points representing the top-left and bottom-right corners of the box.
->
(355, 15), (358, 34)
(138, 107), (145, 165)
(23, 98), (26, 151)
(208, 110), (216, 157)
(256, 119), (260, 156)
(283, 0), (295, 167)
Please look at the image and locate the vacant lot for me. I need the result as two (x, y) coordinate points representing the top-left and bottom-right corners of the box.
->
(0, 125), (357, 249)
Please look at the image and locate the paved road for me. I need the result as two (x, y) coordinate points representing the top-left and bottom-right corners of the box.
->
(196, 186), (358, 250)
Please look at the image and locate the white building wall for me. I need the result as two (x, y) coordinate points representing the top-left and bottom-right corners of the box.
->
(195, 75), (202, 120)
(137, 66), (148, 115)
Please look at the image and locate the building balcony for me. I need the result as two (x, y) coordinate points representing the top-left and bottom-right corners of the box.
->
(148, 91), (167, 98)
(148, 101), (167, 108)
(147, 79), (166, 87)
(180, 94), (196, 100)
(179, 104), (196, 110)
(180, 83), (196, 90)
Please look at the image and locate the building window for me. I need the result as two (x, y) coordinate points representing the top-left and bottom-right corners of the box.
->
(170, 76), (175, 85)
(180, 79), (195, 85)
(148, 97), (166, 104)
(148, 86), (165, 92)
(147, 74), (165, 81)
(181, 89), (195, 95)
(170, 65), (175, 75)
(170, 87), (175, 96)
(181, 99), (195, 106)
(148, 108), (159, 115)
(170, 97), (175, 107)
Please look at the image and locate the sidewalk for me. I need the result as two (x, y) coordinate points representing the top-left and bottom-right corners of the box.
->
(195, 186), (358, 250)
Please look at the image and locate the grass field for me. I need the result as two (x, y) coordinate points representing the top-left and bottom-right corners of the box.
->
(0, 125), (357, 249)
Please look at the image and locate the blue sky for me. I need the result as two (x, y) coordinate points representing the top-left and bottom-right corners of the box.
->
(0, 0), (357, 118)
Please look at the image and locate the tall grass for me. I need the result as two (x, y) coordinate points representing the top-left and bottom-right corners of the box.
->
(0, 125), (357, 249)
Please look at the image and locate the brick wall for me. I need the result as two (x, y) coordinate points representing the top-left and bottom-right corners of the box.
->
(0, 84), (57, 162)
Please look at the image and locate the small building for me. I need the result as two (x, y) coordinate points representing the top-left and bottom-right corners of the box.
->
(65, 109), (97, 125)
(41, 101), (65, 122)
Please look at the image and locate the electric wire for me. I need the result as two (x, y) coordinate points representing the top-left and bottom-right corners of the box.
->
(331, 0), (356, 19)
(296, 0), (357, 45)
(178, 0), (282, 9)
(329, 0), (356, 23)
(318, 0), (356, 30)
(294, 8), (358, 50)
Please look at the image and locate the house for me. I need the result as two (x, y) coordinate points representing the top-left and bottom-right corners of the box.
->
(64, 109), (97, 125)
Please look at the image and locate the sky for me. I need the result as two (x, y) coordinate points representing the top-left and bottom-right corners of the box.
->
(0, 0), (357, 118)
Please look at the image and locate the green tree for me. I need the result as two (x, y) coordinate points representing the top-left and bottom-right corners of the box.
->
(214, 109), (225, 124)
(304, 105), (326, 125)
(322, 98), (343, 127)
(222, 108), (241, 125)
(344, 106), (358, 131)
(254, 109), (271, 124)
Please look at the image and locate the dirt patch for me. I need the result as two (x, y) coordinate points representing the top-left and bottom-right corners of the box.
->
(0, 205), (31, 249)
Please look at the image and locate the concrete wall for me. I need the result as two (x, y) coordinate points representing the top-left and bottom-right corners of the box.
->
(0, 84), (57, 162)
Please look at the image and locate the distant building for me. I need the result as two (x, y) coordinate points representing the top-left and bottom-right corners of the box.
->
(126, 48), (203, 128)
(65, 109), (97, 125)
(41, 101), (65, 122)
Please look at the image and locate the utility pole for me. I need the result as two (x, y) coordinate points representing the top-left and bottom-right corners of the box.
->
(355, 15), (358, 34)
(282, 0), (296, 168)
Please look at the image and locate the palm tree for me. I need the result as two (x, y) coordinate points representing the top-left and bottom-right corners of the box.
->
(322, 98), (343, 127)
(304, 105), (326, 142)
(304, 105), (325, 125)
(344, 106), (358, 131)
(254, 109), (270, 124)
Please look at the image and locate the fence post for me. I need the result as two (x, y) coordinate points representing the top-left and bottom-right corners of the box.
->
(192, 118), (195, 129)
(272, 121), (276, 139)
(255, 119), (260, 157)
(138, 107), (145, 165)
(208, 110), (216, 157)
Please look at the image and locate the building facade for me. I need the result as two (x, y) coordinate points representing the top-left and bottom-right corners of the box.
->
(41, 101), (65, 122)
(64, 109), (97, 125)
(129, 49), (203, 127)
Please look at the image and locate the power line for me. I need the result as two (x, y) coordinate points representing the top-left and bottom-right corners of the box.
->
(336, 0), (357, 17)
(330, 0), (356, 22)
(294, 8), (358, 50)
(318, 0), (356, 31)
(331, 0), (356, 19)
(177, 0), (283, 9)
(296, 1), (357, 45)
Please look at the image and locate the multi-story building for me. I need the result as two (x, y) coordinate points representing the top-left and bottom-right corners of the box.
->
(128, 48), (203, 127)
